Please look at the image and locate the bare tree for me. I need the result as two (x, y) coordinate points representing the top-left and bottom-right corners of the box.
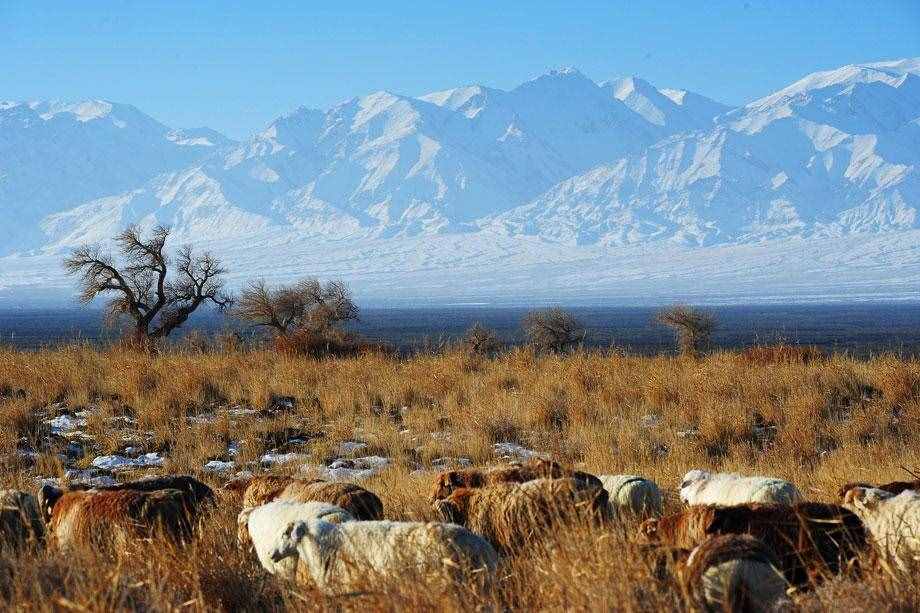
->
(522, 308), (585, 353)
(235, 278), (358, 336)
(463, 322), (502, 355)
(64, 225), (231, 343)
(301, 279), (360, 333)
(233, 279), (308, 336)
(656, 304), (716, 357)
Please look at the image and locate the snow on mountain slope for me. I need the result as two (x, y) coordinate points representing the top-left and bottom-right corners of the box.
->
(492, 58), (920, 247)
(0, 100), (234, 250)
(2, 59), (919, 304)
(603, 76), (730, 131)
(37, 69), (702, 250)
(167, 127), (235, 148)
(734, 61), (920, 134)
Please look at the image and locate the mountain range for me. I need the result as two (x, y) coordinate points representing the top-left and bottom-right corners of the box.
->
(1, 58), (919, 305)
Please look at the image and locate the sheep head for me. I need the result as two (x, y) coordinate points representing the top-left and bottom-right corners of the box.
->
(679, 469), (710, 489)
(844, 486), (893, 509)
(429, 470), (483, 503)
(433, 488), (474, 525)
(837, 482), (873, 501)
(637, 518), (660, 543)
(37, 484), (64, 524)
(522, 458), (565, 478)
(270, 521), (310, 563)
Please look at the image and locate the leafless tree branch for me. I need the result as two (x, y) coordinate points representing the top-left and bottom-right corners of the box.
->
(234, 277), (358, 336)
(64, 226), (231, 344)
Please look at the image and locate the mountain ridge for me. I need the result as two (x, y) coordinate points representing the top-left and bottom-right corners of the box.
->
(1, 58), (918, 302)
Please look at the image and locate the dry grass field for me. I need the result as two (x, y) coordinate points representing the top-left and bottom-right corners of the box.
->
(2, 343), (920, 611)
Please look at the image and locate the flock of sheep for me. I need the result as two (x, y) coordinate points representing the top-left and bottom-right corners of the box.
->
(1, 458), (919, 611)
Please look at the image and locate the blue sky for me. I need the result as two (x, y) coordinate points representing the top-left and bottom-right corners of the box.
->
(3, 1), (918, 138)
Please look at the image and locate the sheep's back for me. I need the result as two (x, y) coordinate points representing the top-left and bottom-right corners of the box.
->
(599, 475), (662, 519)
(470, 478), (608, 552)
(332, 521), (497, 574)
(685, 477), (801, 506)
(278, 481), (383, 520)
(681, 534), (788, 612)
(50, 489), (191, 548)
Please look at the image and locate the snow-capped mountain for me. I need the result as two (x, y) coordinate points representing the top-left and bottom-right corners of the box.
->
(603, 76), (730, 132)
(491, 59), (920, 246)
(35, 68), (719, 248)
(1, 59), (918, 304)
(0, 100), (235, 250)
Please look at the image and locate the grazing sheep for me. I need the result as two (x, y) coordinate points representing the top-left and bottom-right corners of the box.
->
(271, 517), (498, 593)
(276, 480), (384, 520)
(220, 477), (253, 499)
(838, 479), (920, 501)
(429, 458), (601, 503)
(46, 475), (215, 527)
(238, 501), (355, 579)
(517, 458), (603, 489)
(433, 477), (610, 553)
(679, 470), (803, 506)
(599, 475), (662, 519)
(235, 476), (383, 520)
(0, 490), (45, 550)
(428, 466), (527, 503)
(39, 485), (192, 550)
(638, 502), (867, 586)
(844, 487), (920, 572)
(238, 475), (303, 507)
(680, 534), (790, 613)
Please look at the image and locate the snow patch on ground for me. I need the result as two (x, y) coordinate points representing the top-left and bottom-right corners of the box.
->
(260, 452), (310, 466)
(338, 441), (369, 456)
(91, 453), (165, 471)
(493, 442), (548, 461)
(320, 456), (391, 481)
(203, 460), (235, 473)
(46, 414), (87, 433)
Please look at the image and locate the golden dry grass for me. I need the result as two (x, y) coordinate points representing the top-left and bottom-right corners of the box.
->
(2, 344), (920, 610)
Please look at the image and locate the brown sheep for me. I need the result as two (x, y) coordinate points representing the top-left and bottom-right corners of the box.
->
(0, 490), (45, 550)
(679, 534), (790, 613)
(433, 477), (610, 554)
(234, 476), (384, 520)
(40, 486), (193, 550)
(428, 457), (601, 502)
(428, 466), (527, 503)
(638, 502), (868, 587)
(238, 475), (305, 507)
(838, 479), (920, 500)
(43, 475), (215, 531)
(221, 477), (255, 501)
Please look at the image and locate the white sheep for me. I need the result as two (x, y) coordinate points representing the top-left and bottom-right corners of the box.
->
(598, 475), (662, 519)
(844, 487), (920, 572)
(679, 470), (803, 506)
(238, 501), (355, 579)
(272, 517), (499, 593)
